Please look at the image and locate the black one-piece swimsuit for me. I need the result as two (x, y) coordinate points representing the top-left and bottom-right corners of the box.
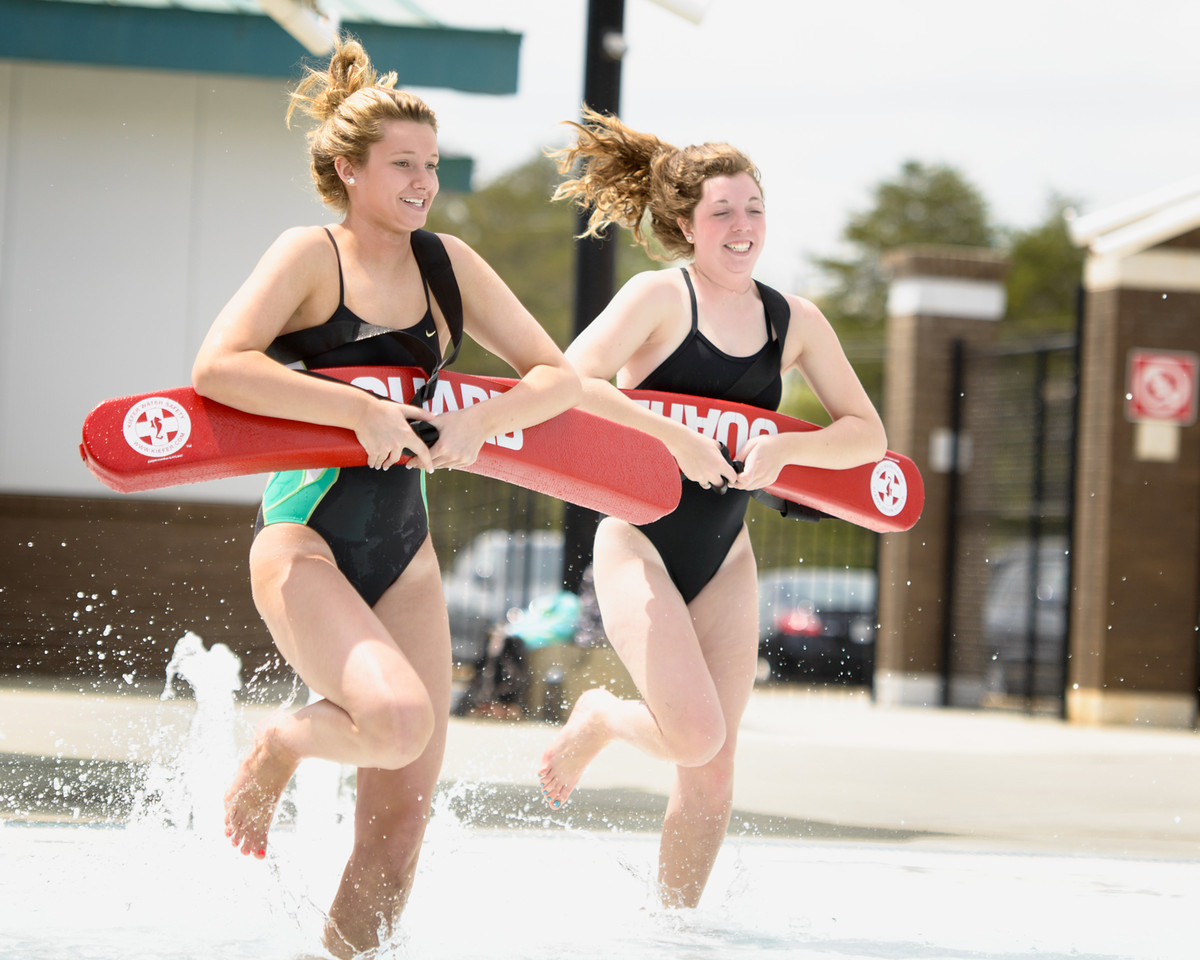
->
(634, 268), (789, 603)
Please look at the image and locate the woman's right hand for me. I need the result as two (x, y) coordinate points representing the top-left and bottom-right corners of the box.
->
(352, 399), (436, 473)
(669, 427), (738, 492)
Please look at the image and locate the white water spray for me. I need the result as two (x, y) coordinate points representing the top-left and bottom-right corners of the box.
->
(136, 630), (243, 837)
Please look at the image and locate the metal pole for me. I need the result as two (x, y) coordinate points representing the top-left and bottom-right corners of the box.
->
(1022, 349), (1050, 710)
(1061, 284), (1085, 720)
(939, 339), (966, 707)
(561, 0), (626, 594)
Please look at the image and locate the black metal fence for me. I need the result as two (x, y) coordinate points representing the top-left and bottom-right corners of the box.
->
(428, 471), (878, 578)
(427, 472), (878, 571)
(427, 467), (879, 680)
(942, 334), (1078, 714)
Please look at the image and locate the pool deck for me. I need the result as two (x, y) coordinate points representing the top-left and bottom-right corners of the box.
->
(2, 678), (1199, 860)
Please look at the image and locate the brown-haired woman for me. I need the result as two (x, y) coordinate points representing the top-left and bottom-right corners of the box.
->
(192, 36), (579, 957)
(538, 109), (886, 908)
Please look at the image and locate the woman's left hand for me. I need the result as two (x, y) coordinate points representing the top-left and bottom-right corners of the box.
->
(409, 410), (488, 472)
(729, 434), (785, 491)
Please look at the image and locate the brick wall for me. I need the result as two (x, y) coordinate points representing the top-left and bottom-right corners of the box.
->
(0, 494), (282, 688)
(1072, 285), (1200, 699)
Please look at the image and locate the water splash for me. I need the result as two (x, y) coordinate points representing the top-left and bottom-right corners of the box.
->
(130, 631), (242, 837)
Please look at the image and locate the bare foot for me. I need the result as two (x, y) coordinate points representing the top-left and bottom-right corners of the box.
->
(321, 919), (358, 960)
(537, 688), (617, 807)
(224, 720), (299, 859)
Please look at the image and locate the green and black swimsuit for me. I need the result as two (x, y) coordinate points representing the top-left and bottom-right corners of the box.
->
(254, 227), (447, 607)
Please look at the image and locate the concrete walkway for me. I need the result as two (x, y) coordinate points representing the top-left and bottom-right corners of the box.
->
(2, 680), (1199, 858)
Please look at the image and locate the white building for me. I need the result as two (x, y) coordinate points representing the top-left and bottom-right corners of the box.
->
(0, 0), (520, 679)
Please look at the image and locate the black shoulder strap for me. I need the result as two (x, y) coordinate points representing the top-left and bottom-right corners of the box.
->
(409, 228), (463, 377)
(756, 280), (790, 348)
(680, 267), (700, 332)
(406, 229), (463, 405)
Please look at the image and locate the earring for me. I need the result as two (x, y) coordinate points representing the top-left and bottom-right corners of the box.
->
(685, 235), (694, 243)
(346, 177), (356, 185)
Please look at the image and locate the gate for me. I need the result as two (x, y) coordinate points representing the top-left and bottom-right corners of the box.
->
(942, 333), (1079, 715)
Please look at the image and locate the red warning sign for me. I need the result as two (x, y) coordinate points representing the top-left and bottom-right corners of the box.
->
(1126, 349), (1198, 426)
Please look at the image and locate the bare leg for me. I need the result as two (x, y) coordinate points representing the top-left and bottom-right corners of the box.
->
(322, 742), (446, 956)
(322, 541), (452, 958)
(655, 530), (758, 906)
(224, 525), (437, 859)
(657, 740), (737, 907)
(656, 531), (758, 907)
(539, 519), (759, 907)
(538, 519), (729, 806)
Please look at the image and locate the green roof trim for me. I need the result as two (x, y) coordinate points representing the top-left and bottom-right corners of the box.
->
(436, 155), (473, 194)
(0, 0), (521, 93)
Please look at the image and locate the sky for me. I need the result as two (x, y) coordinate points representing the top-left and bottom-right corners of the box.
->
(405, 0), (1200, 291)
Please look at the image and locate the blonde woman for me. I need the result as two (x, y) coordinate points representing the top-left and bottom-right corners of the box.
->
(192, 37), (579, 957)
(538, 109), (885, 908)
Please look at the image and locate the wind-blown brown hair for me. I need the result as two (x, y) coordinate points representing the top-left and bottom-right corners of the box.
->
(550, 106), (761, 261)
(287, 35), (438, 213)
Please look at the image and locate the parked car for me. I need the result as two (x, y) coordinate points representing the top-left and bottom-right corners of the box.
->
(982, 539), (1070, 700)
(757, 567), (878, 684)
(442, 529), (565, 665)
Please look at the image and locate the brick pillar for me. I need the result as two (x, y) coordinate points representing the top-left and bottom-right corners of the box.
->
(875, 246), (1009, 707)
(1068, 231), (1200, 728)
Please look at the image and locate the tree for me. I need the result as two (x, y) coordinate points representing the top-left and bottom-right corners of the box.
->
(424, 156), (574, 373)
(814, 160), (996, 341)
(424, 154), (655, 374)
(799, 160), (998, 415)
(1002, 194), (1086, 339)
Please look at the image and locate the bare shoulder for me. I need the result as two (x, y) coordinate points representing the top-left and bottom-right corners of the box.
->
(621, 267), (683, 305)
(258, 224), (336, 274)
(607, 269), (686, 328)
(275, 224), (331, 254)
(430, 231), (471, 257)
(781, 293), (842, 368)
(207, 225), (339, 343)
(429, 231), (486, 274)
(784, 292), (826, 326)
